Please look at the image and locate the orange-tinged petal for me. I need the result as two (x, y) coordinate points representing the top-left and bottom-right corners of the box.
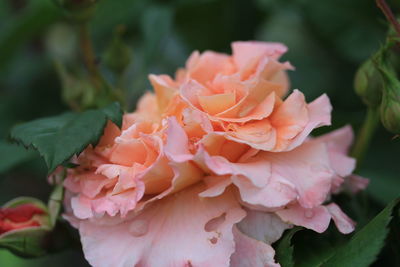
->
(198, 93), (236, 115)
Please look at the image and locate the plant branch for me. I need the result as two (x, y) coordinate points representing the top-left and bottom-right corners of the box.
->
(78, 23), (103, 90)
(376, 0), (400, 37)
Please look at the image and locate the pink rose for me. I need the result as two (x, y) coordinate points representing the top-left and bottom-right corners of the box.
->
(63, 41), (368, 267)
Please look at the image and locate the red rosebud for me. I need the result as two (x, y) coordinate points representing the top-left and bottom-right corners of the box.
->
(0, 204), (46, 235)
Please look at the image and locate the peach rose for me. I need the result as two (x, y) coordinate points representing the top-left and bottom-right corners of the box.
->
(63, 41), (368, 267)
(150, 41), (331, 152)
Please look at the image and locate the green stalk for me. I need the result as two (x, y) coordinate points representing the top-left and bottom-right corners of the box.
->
(351, 108), (380, 168)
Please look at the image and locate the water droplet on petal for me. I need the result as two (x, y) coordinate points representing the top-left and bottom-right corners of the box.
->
(304, 210), (314, 218)
(129, 219), (148, 237)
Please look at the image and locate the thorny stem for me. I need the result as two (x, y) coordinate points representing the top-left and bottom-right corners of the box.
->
(376, 0), (400, 38)
(351, 108), (380, 169)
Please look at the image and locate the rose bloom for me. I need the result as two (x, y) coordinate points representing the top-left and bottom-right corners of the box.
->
(64, 41), (368, 267)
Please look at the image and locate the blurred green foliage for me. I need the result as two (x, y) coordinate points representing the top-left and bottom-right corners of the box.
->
(0, 0), (399, 266)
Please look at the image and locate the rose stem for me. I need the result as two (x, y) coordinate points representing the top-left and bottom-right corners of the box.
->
(376, 0), (400, 37)
(78, 22), (103, 91)
(351, 108), (380, 169)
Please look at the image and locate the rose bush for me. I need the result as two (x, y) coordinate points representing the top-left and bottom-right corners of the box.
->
(63, 41), (368, 267)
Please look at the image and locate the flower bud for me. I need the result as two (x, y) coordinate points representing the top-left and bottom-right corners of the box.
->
(53, 0), (98, 22)
(103, 25), (132, 75)
(354, 55), (383, 108)
(0, 202), (47, 235)
(0, 198), (50, 257)
(378, 65), (400, 134)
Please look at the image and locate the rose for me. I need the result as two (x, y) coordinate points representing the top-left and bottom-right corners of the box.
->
(68, 121), (365, 267)
(63, 41), (368, 267)
(150, 41), (331, 152)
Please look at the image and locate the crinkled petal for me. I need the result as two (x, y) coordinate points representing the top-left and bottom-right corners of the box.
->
(326, 203), (355, 234)
(276, 203), (331, 233)
(284, 94), (332, 151)
(232, 41), (287, 68)
(237, 209), (291, 244)
(78, 184), (245, 267)
(233, 173), (296, 209)
(194, 146), (271, 187)
(230, 227), (279, 267)
(267, 141), (334, 208)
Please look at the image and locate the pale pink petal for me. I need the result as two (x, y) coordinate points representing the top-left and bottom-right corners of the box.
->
(78, 185), (245, 267)
(233, 173), (296, 209)
(326, 203), (355, 234)
(260, 141), (334, 209)
(164, 117), (193, 162)
(231, 227), (279, 267)
(314, 125), (354, 154)
(232, 41), (288, 69)
(91, 189), (143, 217)
(342, 175), (369, 194)
(71, 195), (93, 219)
(284, 94), (332, 151)
(194, 146), (271, 187)
(237, 209), (291, 244)
(199, 175), (232, 198)
(311, 126), (358, 192)
(276, 204), (331, 233)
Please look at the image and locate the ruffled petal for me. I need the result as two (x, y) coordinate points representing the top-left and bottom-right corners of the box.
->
(237, 209), (291, 244)
(326, 203), (355, 234)
(276, 203), (331, 233)
(284, 94), (332, 151)
(230, 227), (279, 267)
(78, 184), (245, 267)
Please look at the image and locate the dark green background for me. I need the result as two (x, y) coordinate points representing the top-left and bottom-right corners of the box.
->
(0, 0), (399, 266)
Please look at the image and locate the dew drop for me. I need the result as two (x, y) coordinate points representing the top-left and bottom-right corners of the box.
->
(304, 210), (314, 219)
(129, 219), (148, 237)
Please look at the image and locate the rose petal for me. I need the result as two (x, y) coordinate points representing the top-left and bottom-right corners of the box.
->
(78, 184), (245, 267)
(237, 209), (291, 244)
(230, 226), (279, 267)
(326, 203), (355, 234)
(276, 203), (331, 233)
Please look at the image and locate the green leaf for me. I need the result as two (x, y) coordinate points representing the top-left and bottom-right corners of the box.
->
(0, 141), (36, 174)
(10, 102), (122, 174)
(320, 198), (400, 267)
(275, 227), (302, 267)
